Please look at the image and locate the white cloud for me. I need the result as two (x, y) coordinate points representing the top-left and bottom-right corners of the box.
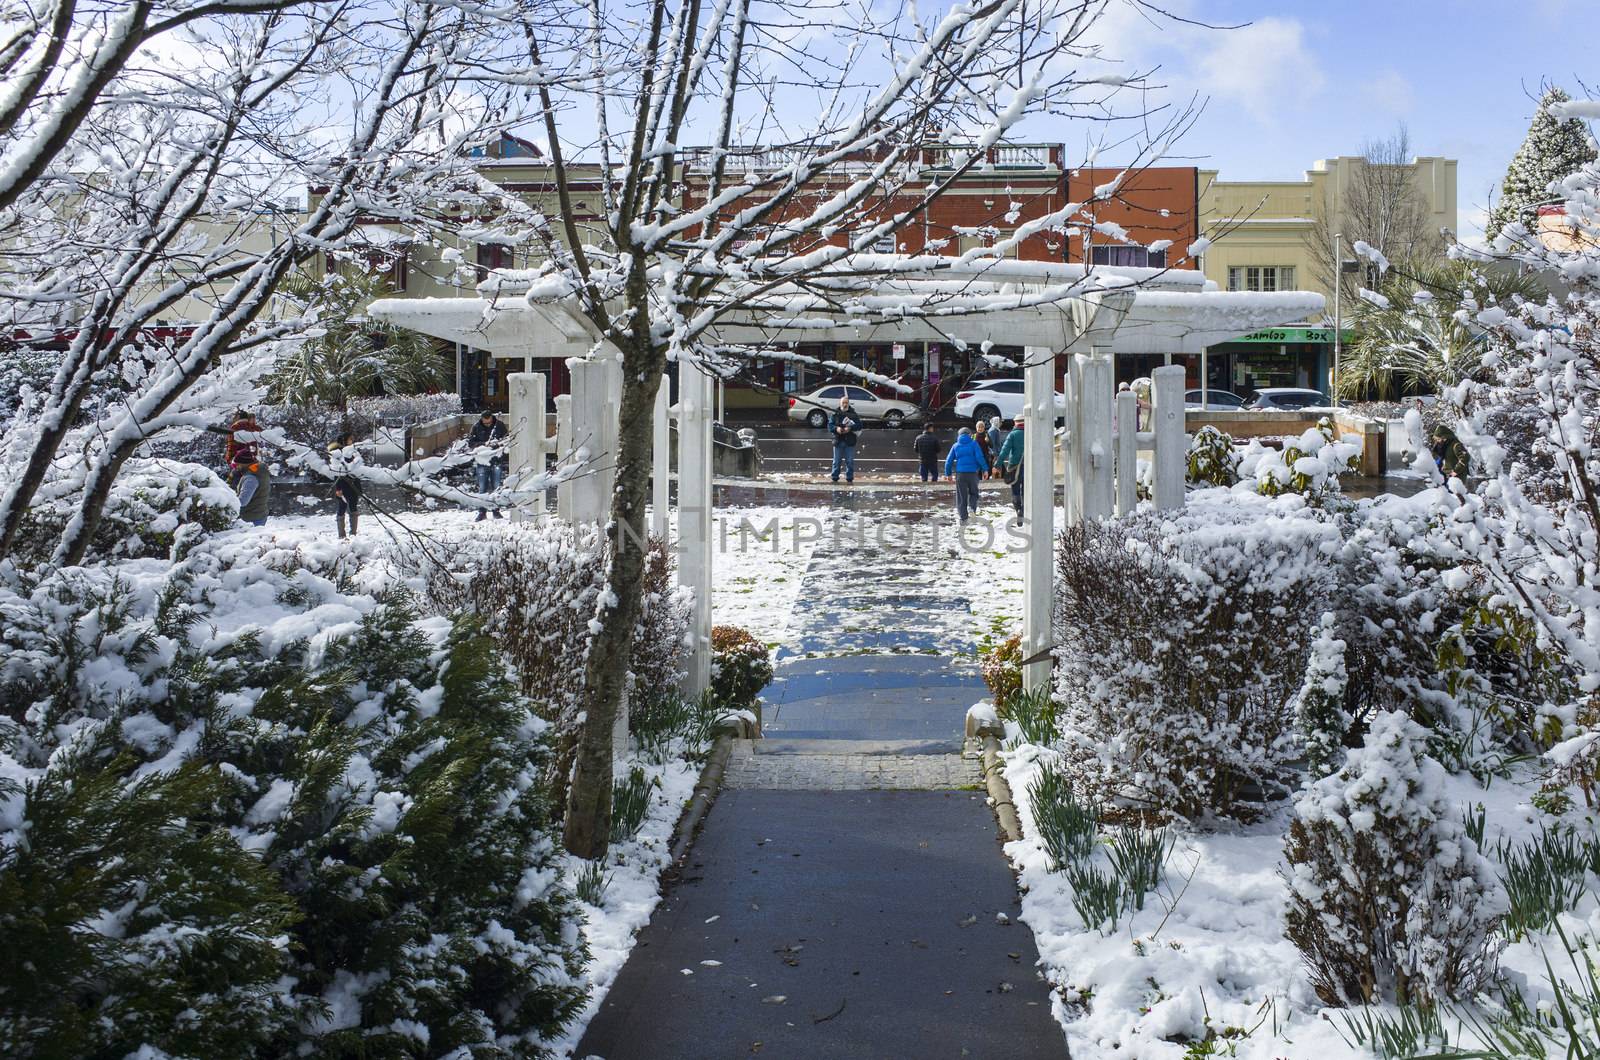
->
(1361, 69), (1416, 120)
(1193, 17), (1325, 124)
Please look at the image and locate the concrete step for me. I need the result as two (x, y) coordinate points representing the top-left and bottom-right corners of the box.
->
(738, 737), (969, 756)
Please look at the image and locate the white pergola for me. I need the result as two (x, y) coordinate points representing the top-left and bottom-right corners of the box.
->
(371, 262), (1321, 703)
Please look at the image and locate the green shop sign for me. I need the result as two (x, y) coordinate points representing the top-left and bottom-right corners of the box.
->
(1232, 327), (1351, 344)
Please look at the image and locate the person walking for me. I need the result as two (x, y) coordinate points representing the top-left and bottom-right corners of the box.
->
(329, 430), (362, 539)
(829, 396), (862, 484)
(469, 410), (508, 521)
(912, 423), (941, 483)
(943, 426), (989, 522)
(997, 413), (1026, 519)
(988, 416), (1008, 476)
(973, 420), (995, 477)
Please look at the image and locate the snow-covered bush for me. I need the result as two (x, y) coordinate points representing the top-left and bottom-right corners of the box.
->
(13, 459), (237, 566)
(425, 526), (690, 724)
(0, 547), (589, 1057)
(710, 625), (773, 711)
(1054, 510), (1337, 821)
(1186, 425), (1240, 487)
(980, 632), (1024, 713)
(1238, 419), (1359, 502)
(1296, 611), (1351, 776)
(1283, 711), (1506, 1006)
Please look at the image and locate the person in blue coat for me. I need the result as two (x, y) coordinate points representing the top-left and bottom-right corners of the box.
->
(943, 426), (989, 521)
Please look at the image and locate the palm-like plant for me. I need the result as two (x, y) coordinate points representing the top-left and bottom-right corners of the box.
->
(268, 268), (446, 410)
(1339, 260), (1542, 400)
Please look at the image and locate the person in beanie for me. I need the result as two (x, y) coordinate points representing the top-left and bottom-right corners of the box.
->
(828, 395), (862, 484)
(225, 409), (260, 468)
(329, 430), (362, 539)
(996, 413), (1026, 519)
(913, 423), (941, 483)
(469, 410), (508, 521)
(973, 419), (995, 475)
(233, 449), (271, 527)
(943, 425), (989, 522)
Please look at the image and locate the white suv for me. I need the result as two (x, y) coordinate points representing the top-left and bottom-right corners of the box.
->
(952, 379), (1065, 423)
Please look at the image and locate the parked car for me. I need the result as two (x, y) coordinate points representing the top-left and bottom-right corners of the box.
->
(952, 378), (1066, 423)
(1184, 388), (1247, 411)
(785, 384), (924, 428)
(1249, 387), (1330, 411)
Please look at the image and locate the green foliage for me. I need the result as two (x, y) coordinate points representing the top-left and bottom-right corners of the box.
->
(710, 625), (773, 711)
(1336, 999), (1458, 1059)
(1006, 684), (1059, 748)
(1340, 259), (1544, 399)
(1065, 862), (1125, 932)
(609, 766), (658, 844)
(267, 269), (447, 410)
(981, 633), (1024, 713)
(574, 860), (611, 906)
(630, 689), (719, 763)
(1105, 826), (1176, 914)
(1495, 822), (1599, 941)
(1029, 762), (1098, 869)
(0, 572), (590, 1058)
(1186, 425), (1239, 487)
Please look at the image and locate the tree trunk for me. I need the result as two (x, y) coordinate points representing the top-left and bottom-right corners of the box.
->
(562, 337), (666, 858)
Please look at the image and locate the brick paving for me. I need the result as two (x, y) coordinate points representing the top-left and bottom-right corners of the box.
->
(723, 745), (983, 791)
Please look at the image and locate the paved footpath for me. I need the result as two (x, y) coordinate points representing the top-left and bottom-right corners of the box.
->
(577, 502), (1066, 1060)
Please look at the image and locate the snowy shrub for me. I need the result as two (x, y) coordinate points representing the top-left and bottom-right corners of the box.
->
(980, 632), (1024, 712)
(1186, 424), (1240, 487)
(1238, 418), (1359, 502)
(710, 625), (772, 710)
(1054, 512), (1335, 821)
(1296, 611), (1352, 776)
(13, 459), (237, 566)
(0, 553), (589, 1057)
(1283, 711), (1506, 1006)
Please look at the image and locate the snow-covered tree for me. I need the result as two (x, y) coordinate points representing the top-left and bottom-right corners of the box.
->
(1487, 86), (1597, 242)
(467, 0), (1208, 857)
(0, 2), (527, 566)
(1295, 611), (1350, 777)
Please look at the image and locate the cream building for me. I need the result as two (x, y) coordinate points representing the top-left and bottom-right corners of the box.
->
(1198, 155), (1457, 314)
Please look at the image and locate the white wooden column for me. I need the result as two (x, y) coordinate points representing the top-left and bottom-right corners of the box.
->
(568, 355), (620, 526)
(1063, 354), (1082, 526)
(1076, 349), (1115, 522)
(1151, 363), (1187, 511)
(554, 394), (574, 522)
(507, 371), (546, 520)
(1115, 388), (1138, 517)
(1021, 345), (1054, 692)
(676, 362), (715, 698)
(651, 376), (670, 541)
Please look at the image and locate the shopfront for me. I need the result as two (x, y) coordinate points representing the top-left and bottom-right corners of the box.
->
(1201, 325), (1345, 399)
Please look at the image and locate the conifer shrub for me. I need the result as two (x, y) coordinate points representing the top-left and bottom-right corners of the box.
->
(1054, 514), (1333, 821)
(1283, 712), (1506, 1006)
(1296, 611), (1352, 776)
(710, 625), (772, 711)
(0, 559), (589, 1058)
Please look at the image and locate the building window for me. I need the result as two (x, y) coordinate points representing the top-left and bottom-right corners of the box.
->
(1227, 265), (1295, 292)
(1091, 245), (1167, 268)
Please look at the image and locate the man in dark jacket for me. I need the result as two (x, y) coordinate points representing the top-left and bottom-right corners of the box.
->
(828, 397), (863, 484)
(913, 424), (941, 483)
(469, 411), (508, 521)
(943, 426), (989, 521)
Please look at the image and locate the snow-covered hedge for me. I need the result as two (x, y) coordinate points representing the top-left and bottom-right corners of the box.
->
(1238, 419), (1360, 502)
(1283, 711), (1507, 1006)
(1185, 425), (1240, 487)
(13, 459), (238, 566)
(1053, 506), (1339, 821)
(0, 540), (588, 1058)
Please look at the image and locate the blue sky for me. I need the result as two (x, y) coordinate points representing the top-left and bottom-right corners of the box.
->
(1048, 0), (1593, 239)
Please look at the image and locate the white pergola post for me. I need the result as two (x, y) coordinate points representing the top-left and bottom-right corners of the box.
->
(651, 376), (670, 541)
(1076, 349), (1115, 522)
(1063, 354), (1083, 526)
(1115, 387), (1138, 517)
(676, 362), (715, 698)
(507, 371), (546, 521)
(567, 356), (621, 526)
(1151, 363), (1187, 511)
(554, 394), (574, 523)
(1021, 345), (1055, 692)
